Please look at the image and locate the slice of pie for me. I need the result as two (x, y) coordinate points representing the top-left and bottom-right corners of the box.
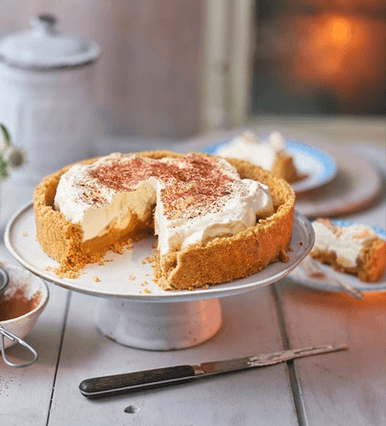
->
(34, 151), (295, 290)
(310, 219), (386, 282)
(216, 131), (307, 184)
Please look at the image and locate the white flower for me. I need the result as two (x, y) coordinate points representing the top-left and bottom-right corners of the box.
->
(4, 146), (26, 169)
(0, 124), (26, 181)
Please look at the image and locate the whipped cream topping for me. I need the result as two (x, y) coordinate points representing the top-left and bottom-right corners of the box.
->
(155, 172), (273, 255)
(54, 153), (274, 256)
(312, 220), (382, 267)
(217, 131), (286, 171)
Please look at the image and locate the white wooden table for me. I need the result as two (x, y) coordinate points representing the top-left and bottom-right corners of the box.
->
(0, 117), (385, 426)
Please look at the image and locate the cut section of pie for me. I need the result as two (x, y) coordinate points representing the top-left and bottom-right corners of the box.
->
(34, 151), (295, 290)
(216, 131), (307, 184)
(310, 219), (386, 282)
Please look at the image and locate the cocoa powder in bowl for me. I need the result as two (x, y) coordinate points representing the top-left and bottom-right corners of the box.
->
(0, 263), (49, 351)
(0, 288), (41, 321)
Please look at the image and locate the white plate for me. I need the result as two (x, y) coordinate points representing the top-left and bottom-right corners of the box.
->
(288, 222), (386, 294)
(203, 138), (337, 193)
(5, 203), (314, 302)
(288, 261), (386, 294)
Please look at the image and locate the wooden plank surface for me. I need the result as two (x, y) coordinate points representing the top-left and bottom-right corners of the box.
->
(0, 248), (70, 426)
(47, 287), (299, 426)
(0, 174), (66, 426)
(275, 279), (386, 426)
(0, 118), (384, 425)
(273, 143), (386, 426)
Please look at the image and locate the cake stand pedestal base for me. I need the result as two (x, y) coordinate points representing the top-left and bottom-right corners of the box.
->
(95, 297), (222, 350)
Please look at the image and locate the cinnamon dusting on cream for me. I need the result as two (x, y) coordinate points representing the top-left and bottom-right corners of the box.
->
(89, 154), (235, 220)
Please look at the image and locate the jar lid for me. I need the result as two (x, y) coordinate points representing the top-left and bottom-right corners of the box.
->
(0, 14), (100, 70)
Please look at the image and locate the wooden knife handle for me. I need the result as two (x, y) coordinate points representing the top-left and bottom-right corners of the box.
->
(79, 365), (196, 397)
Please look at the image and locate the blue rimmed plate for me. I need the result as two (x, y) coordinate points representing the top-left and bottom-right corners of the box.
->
(203, 138), (337, 193)
(288, 222), (386, 294)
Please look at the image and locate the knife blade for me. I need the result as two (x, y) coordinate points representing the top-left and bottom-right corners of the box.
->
(79, 343), (348, 398)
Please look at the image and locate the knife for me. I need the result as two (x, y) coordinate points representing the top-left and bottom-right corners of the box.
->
(79, 343), (348, 398)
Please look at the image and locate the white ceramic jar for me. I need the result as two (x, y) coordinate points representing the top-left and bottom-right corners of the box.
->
(0, 14), (100, 185)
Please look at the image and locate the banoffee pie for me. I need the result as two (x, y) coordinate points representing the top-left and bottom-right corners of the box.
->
(217, 131), (306, 184)
(34, 151), (295, 290)
(310, 219), (386, 282)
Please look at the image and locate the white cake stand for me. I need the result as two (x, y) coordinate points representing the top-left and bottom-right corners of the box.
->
(4, 203), (314, 350)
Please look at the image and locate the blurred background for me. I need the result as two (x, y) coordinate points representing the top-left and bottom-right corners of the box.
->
(252, 0), (386, 117)
(0, 0), (385, 141)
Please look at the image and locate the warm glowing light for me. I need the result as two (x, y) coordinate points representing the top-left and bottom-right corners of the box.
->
(301, 14), (360, 75)
(265, 2), (386, 113)
(330, 18), (351, 45)
(285, 11), (386, 111)
(294, 13), (382, 88)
